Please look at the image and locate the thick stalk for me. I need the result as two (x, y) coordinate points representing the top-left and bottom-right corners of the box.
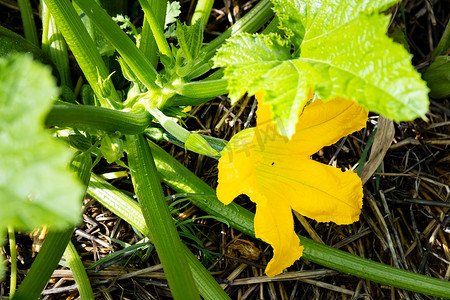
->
(191, 0), (214, 29)
(173, 78), (228, 99)
(139, 0), (172, 58)
(138, 0), (166, 68)
(139, 20), (158, 67)
(148, 141), (450, 299)
(13, 231), (73, 300)
(88, 173), (231, 300)
(45, 105), (151, 134)
(73, 0), (160, 90)
(64, 241), (94, 300)
(43, 0), (120, 108)
(126, 134), (200, 300)
(17, 0), (39, 46)
(41, 0), (72, 87)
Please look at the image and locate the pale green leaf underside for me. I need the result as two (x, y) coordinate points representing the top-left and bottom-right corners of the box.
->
(213, 0), (429, 138)
(0, 54), (84, 230)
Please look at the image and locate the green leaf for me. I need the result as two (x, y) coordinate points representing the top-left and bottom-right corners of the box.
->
(185, 133), (220, 158)
(0, 54), (84, 230)
(213, 0), (429, 138)
(275, 0), (397, 49)
(422, 55), (450, 99)
(176, 19), (204, 62)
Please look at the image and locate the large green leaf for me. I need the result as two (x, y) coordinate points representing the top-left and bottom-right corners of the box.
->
(0, 54), (84, 230)
(213, 0), (429, 138)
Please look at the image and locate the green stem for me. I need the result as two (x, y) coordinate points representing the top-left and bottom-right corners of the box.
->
(126, 134), (200, 300)
(431, 19), (450, 59)
(170, 95), (215, 106)
(13, 230), (73, 300)
(173, 79), (228, 99)
(73, 0), (160, 90)
(17, 0), (39, 46)
(43, 0), (120, 109)
(13, 153), (92, 300)
(147, 107), (190, 142)
(187, 0), (274, 80)
(144, 127), (227, 154)
(88, 173), (231, 300)
(64, 241), (94, 300)
(170, 69), (224, 106)
(138, 0), (167, 68)
(191, 0), (214, 29)
(41, 0), (72, 87)
(139, 20), (158, 68)
(7, 226), (17, 297)
(148, 141), (450, 299)
(139, 0), (172, 58)
(45, 105), (151, 134)
(139, 0), (167, 68)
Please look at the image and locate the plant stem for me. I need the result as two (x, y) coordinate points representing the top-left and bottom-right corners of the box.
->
(17, 0), (39, 46)
(13, 231), (73, 300)
(73, 0), (160, 90)
(144, 127), (227, 154)
(139, 0), (166, 68)
(74, 0), (159, 89)
(126, 134), (200, 300)
(191, 0), (214, 29)
(64, 241), (94, 300)
(139, 20), (158, 67)
(173, 78), (228, 99)
(41, 0), (72, 88)
(431, 19), (450, 59)
(43, 0), (121, 109)
(88, 173), (231, 300)
(187, 0), (274, 80)
(139, 0), (172, 58)
(7, 226), (17, 297)
(45, 105), (151, 134)
(147, 107), (190, 142)
(148, 141), (450, 299)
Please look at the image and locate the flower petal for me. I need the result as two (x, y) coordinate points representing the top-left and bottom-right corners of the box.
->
(288, 98), (368, 155)
(256, 98), (368, 157)
(253, 196), (303, 277)
(287, 159), (363, 224)
(217, 128), (258, 205)
(254, 155), (362, 224)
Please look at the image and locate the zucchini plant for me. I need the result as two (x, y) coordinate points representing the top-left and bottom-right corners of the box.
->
(0, 0), (449, 299)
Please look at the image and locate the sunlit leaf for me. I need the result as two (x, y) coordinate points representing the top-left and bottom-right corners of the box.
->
(213, 0), (429, 138)
(0, 54), (84, 230)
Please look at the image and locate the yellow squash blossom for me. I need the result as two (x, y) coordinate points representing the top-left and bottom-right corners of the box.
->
(217, 93), (368, 277)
